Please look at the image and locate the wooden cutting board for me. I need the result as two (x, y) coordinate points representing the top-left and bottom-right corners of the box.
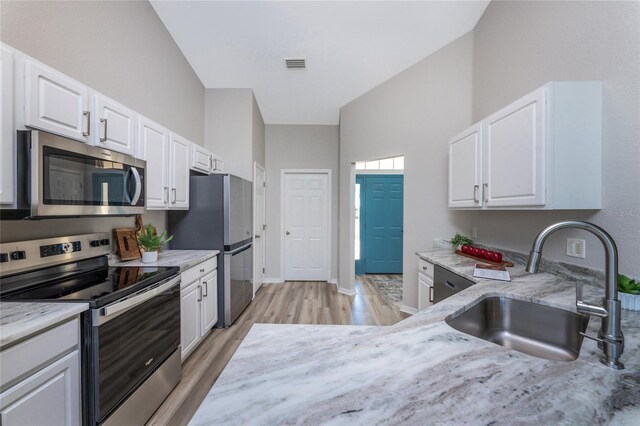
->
(455, 250), (514, 267)
(113, 228), (141, 261)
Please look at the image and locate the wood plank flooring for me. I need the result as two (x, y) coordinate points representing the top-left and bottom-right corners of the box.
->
(147, 276), (407, 426)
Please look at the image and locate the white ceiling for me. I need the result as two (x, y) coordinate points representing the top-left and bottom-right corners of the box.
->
(151, 1), (490, 125)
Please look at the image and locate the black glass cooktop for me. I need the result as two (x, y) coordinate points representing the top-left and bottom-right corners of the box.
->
(0, 257), (179, 308)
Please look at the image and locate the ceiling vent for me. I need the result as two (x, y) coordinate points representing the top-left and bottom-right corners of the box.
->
(284, 58), (306, 69)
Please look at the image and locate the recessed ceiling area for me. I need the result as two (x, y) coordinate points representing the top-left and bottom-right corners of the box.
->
(151, 1), (490, 125)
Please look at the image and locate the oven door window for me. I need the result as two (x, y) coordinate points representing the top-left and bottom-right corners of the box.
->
(95, 285), (179, 422)
(43, 146), (144, 207)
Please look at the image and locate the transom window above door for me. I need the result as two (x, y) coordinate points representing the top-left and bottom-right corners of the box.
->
(355, 155), (404, 171)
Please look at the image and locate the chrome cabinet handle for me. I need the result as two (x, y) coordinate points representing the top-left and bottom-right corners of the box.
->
(483, 183), (489, 203)
(212, 158), (217, 171)
(473, 185), (479, 203)
(82, 111), (91, 136)
(202, 281), (208, 297)
(197, 284), (202, 302)
(200, 268), (205, 273)
(428, 286), (434, 303)
(172, 188), (177, 203)
(164, 187), (169, 203)
(99, 118), (108, 142)
(209, 156), (213, 171)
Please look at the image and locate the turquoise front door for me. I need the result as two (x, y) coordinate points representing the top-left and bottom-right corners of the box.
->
(357, 175), (403, 274)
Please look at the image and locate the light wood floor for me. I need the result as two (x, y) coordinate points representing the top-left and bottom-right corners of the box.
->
(147, 276), (407, 426)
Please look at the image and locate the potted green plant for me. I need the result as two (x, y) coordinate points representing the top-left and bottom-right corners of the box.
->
(137, 224), (173, 263)
(619, 273), (640, 311)
(449, 233), (473, 252)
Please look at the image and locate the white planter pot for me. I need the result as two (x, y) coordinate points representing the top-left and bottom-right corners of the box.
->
(142, 251), (158, 263)
(619, 292), (640, 311)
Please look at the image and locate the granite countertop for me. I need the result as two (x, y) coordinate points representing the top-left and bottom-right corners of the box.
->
(111, 249), (219, 271)
(190, 248), (639, 425)
(0, 302), (89, 348)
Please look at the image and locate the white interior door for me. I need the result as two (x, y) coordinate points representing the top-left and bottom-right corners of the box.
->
(253, 163), (266, 294)
(283, 172), (329, 281)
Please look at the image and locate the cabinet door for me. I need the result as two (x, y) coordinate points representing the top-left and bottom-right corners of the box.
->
(449, 123), (482, 208)
(94, 94), (136, 156)
(169, 132), (190, 209)
(1, 46), (15, 205)
(418, 272), (434, 311)
(0, 351), (80, 426)
(138, 117), (169, 209)
(180, 281), (201, 361)
(24, 59), (89, 142)
(200, 270), (218, 334)
(191, 144), (212, 174)
(484, 88), (546, 207)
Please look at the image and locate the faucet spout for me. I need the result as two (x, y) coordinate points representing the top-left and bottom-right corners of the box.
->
(526, 220), (624, 369)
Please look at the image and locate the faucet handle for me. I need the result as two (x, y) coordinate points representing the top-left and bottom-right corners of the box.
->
(576, 283), (608, 318)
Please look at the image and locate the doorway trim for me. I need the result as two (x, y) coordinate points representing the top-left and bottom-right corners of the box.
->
(280, 169), (332, 282)
(253, 162), (266, 296)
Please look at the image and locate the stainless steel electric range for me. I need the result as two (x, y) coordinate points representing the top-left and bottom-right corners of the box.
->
(0, 233), (182, 426)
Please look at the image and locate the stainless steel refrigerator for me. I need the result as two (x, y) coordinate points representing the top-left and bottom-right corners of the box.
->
(168, 174), (253, 327)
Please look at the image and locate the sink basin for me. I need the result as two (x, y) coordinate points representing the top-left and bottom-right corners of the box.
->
(445, 296), (589, 361)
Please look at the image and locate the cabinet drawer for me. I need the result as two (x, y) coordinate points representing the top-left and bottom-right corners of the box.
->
(0, 318), (79, 387)
(417, 258), (434, 278)
(181, 257), (217, 289)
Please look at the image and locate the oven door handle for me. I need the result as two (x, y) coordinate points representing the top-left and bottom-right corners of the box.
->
(100, 276), (180, 321)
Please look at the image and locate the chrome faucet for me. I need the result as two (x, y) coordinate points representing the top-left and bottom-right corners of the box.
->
(526, 220), (624, 369)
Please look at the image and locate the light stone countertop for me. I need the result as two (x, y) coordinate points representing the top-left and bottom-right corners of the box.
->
(0, 302), (88, 348)
(111, 249), (219, 271)
(190, 248), (640, 425)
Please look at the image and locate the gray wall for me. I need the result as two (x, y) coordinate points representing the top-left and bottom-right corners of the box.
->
(468, 1), (640, 278)
(0, 0), (205, 242)
(204, 89), (265, 181)
(339, 33), (474, 301)
(265, 125), (340, 281)
(252, 94), (266, 168)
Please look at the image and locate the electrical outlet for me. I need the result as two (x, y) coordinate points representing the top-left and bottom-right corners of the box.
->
(567, 238), (586, 259)
(472, 227), (478, 238)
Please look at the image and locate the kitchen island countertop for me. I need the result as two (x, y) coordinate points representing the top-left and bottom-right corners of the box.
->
(190, 248), (639, 425)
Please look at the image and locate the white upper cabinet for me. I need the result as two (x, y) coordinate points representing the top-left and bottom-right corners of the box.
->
(169, 132), (190, 209)
(24, 59), (90, 142)
(449, 81), (602, 210)
(211, 154), (225, 174)
(484, 88), (546, 207)
(138, 116), (170, 209)
(448, 123), (482, 208)
(93, 94), (136, 156)
(1, 45), (15, 205)
(191, 143), (212, 174)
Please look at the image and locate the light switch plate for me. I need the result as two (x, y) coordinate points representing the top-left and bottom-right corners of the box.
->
(567, 238), (586, 258)
(472, 227), (478, 238)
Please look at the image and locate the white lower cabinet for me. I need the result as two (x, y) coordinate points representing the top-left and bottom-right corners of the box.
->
(418, 272), (434, 311)
(0, 319), (81, 426)
(180, 257), (218, 361)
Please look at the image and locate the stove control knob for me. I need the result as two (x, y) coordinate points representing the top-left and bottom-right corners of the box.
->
(90, 240), (101, 247)
(10, 250), (26, 260)
(100, 239), (110, 246)
(0, 253), (8, 263)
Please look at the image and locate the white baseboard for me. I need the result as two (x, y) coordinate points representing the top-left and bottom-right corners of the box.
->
(263, 278), (283, 284)
(400, 305), (418, 315)
(337, 286), (357, 296)
(328, 278), (338, 285)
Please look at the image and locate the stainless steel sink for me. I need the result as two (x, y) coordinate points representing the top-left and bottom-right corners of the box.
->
(445, 296), (590, 361)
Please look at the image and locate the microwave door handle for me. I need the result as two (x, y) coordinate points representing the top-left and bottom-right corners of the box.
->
(130, 167), (142, 205)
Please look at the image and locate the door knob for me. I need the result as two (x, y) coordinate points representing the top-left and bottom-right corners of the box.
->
(255, 234), (261, 239)
(286, 231), (290, 235)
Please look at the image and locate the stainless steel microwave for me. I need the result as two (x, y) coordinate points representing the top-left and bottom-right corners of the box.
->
(3, 130), (146, 219)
